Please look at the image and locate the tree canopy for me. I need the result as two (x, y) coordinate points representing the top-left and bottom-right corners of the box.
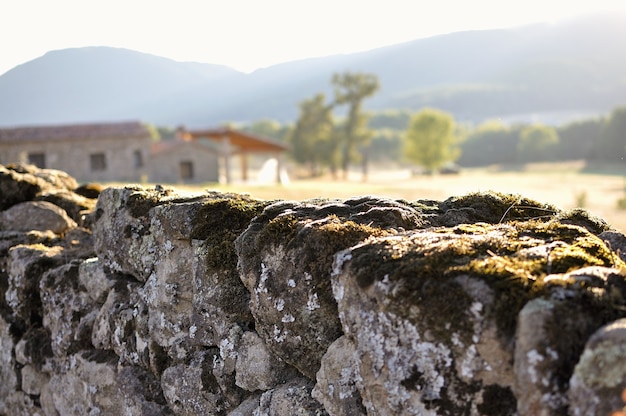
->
(288, 93), (336, 177)
(331, 72), (380, 179)
(404, 108), (459, 171)
(517, 124), (560, 162)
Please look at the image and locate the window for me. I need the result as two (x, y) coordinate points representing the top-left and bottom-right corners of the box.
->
(28, 153), (46, 168)
(90, 153), (107, 171)
(133, 149), (143, 168)
(179, 161), (194, 180)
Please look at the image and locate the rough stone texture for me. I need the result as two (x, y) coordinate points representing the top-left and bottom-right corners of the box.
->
(568, 318), (626, 415)
(235, 330), (299, 392)
(312, 335), (366, 416)
(0, 200), (77, 233)
(235, 197), (424, 380)
(3, 163), (626, 416)
(331, 220), (625, 415)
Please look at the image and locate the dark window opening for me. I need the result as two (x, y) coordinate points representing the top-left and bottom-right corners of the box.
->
(28, 153), (46, 168)
(90, 153), (107, 171)
(180, 161), (194, 180)
(133, 150), (143, 168)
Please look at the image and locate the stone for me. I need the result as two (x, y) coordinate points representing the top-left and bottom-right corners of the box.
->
(37, 188), (97, 225)
(8, 163), (78, 191)
(2, 165), (626, 416)
(568, 318), (626, 415)
(13, 327), (53, 369)
(235, 330), (299, 392)
(21, 364), (50, 395)
(91, 276), (151, 368)
(235, 196), (424, 379)
(312, 335), (366, 416)
(44, 349), (125, 416)
(514, 266), (626, 415)
(331, 220), (624, 415)
(78, 257), (116, 304)
(0, 200), (77, 233)
(116, 366), (173, 415)
(6, 244), (65, 324)
(40, 260), (99, 357)
(161, 349), (247, 415)
(0, 164), (50, 210)
(0, 315), (18, 415)
(253, 377), (328, 416)
(599, 230), (626, 263)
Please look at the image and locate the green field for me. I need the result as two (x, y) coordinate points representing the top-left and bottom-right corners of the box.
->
(167, 162), (626, 233)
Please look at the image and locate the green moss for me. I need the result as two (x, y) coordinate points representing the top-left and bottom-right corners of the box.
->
(191, 197), (269, 270)
(125, 187), (172, 218)
(264, 214), (300, 246)
(350, 219), (626, 343)
(439, 191), (558, 224)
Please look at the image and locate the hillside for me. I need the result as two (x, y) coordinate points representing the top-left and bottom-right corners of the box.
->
(1, 13), (626, 127)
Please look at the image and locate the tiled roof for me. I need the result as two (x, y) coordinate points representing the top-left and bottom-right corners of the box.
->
(0, 121), (149, 143)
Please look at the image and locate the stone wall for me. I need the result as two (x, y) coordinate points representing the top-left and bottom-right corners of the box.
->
(2, 162), (626, 415)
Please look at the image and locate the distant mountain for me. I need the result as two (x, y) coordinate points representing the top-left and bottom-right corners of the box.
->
(1, 13), (626, 127)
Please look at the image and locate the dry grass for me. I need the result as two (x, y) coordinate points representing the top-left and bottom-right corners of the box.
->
(162, 162), (626, 233)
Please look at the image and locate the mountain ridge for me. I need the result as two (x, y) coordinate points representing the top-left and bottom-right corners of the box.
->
(2, 13), (626, 128)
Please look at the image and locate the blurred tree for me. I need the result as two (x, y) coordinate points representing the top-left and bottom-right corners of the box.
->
(596, 106), (626, 162)
(332, 72), (380, 180)
(457, 121), (524, 167)
(557, 118), (603, 161)
(404, 108), (459, 171)
(517, 124), (560, 162)
(243, 119), (290, 141)
(368, 109), (412, 130)
(289, 93), (336, 177)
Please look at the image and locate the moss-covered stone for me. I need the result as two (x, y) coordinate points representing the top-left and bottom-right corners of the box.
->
(190, 196), (270, 270)
(349, 219), (625, 342)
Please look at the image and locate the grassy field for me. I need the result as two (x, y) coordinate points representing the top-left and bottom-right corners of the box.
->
(167, 162), (626, 233)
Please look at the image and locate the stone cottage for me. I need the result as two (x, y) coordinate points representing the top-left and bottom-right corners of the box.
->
(0, 121), (289, 184)
(0, 121), (152, 183)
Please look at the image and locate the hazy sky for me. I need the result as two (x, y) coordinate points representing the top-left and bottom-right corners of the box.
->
(2, 0), (626, 75)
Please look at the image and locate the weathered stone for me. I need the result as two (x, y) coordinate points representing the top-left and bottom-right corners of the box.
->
(14, 327), (53, 369)
(0, 230), (57, 255)
(78, 257), (116, 304)
(161, 349), (246, 415)
(228, 393), (262, 416)
(331, 221), (625, 415)
(91, 277), (151, 368)
(568, 318), (626, 416)
(253, 377), (328, 416)
(3, 165), (626, 416)
(514, 266), (626, 415)
(0, 315), (18, 415)
(3, 391), (40, 416)
(0, 200), (77, 233)
(312, 335), (366, 416)
(8, 163), (78, 191)
(599, 230), (626, 263)
(44, 349), (125, 416)
(21, 364), (50, 395)
(40, 260), (98, 357)
(236, 196), (423, 379)
(116, 366), (173, 415)
(0, 164), (50, 210)
(235, 330), (299, 392)
(37, 188), (97, 225)
(6, 244), (65, 324)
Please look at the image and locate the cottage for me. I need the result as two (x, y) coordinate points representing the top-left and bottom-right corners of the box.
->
(179, 126), (290, 184)
(0, 121), (152, 182)
(0, 121), (289, 185)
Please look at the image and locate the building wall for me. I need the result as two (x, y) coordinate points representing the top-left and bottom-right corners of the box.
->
(0, 136), (152, 183)
(148, 143), (219, 184)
